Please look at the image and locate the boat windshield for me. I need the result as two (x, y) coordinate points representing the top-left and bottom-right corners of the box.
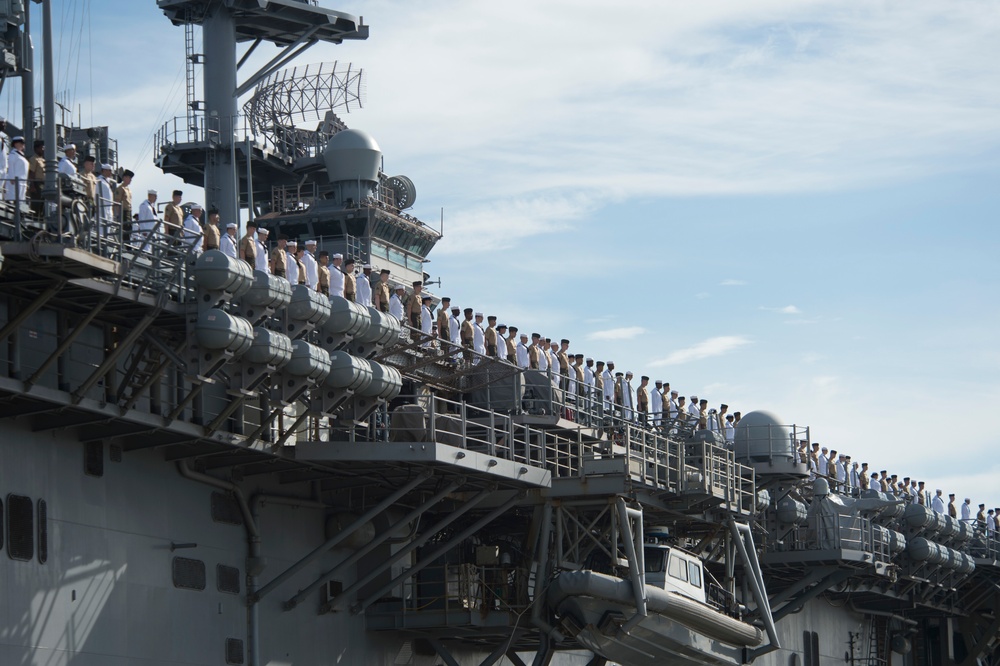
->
(644, 547), (667, 573)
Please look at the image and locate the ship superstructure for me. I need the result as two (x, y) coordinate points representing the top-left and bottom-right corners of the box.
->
(0, 2), (998, 666)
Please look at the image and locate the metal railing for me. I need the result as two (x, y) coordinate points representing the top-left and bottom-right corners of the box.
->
(373, 564), (530, 620)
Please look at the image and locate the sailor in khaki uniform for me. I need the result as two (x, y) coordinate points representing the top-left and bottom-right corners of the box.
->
(239, 221), (257, 269)
(484, 316), (498, 356)
(318, 251), (332, 296)
(375, 269), (391, 313)
(437, 297), (452, 343)
(407, 281), (424, 328)
(460, 308), (475, 359)
(557, 339), (571, 391)
(202, 207), (221, 251)
(270, 234), (288, 277)
(502, 325), (516, 362)
(637, 376), (650, 424)
(28, 139), (45, 214)
(294, 246), (307, 285)
(79, 156), (98, 207)
(114, 169), (133, 225)
(594, 362), (605, 411)
(343, 257), (357, 301)
(163, 189), (184, 237)
(528, 334), (541, 369)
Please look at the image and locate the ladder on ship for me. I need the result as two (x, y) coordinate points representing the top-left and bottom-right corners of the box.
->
(863, 615), (889, 666)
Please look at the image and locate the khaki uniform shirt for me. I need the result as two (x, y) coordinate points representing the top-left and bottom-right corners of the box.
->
(407, 294), (422, 327)
(296, 257), (307, 284)
(28, 155), (45, 184)
(318, 265), (331, 295)
(460, 320), (474, 346)
(637, 387), (649, 412)
(344, 271), (356, 301)
(270, 246), (287, 276)
(239, 234), (256, 268)
(375, 281), (390, 312)
(558, 351), (570, 374)
(203, 223), (221, 250)
(80, 171), (97, 205)
(505, 336), (516, 360)
(164, 202), (184, 234)
(528, 345), (539, 368)
(485, 326), (498, 355)
(437, 310), (450, 341)
(113, 184), (132, 222)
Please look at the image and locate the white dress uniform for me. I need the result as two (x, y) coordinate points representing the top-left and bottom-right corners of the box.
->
(96, 175), (115, 235)
(388, 293), (404, 321)
(650, 387), (662, 426)
(850, 466), (860, 490)
(836, 461), (847, 486)
(931, 494), (945, 514)
(329, 263), (345, 298)
(961, 502), (972, 522)
(356, 273), (372, 306)
(622, 378), (634, 421)
(602, 369), (613, 408)
(449, 314), (461, 360)
(0, 133), (8, 193)
(3, 146), (29, 202)
(285, 251), (298, 284)
(513, 341), (527, 368)
(687, 401), (700, 420)
(817, 454), (828, 477)
(725, 421), (735, 443)
(220, 232), (238, 259)
(420, 304), (432, 347)
(708, 410), (720, 433)
(302, 249), (319, 289)
(57, 155), (77, 176)
(668, 397), (679, 420)
(182, 214), (203, 255)
(537, 347), (548, 371)
(255, 238), (270, 273)
(473, 321), (485, 356)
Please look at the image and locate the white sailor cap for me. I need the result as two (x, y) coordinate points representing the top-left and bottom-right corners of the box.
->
(226, 222), (237, 229)
(475, 312), (483, 317)
(287, 239), (297, 246)
(362, 263), (372, 269)
(671, 390), (678, 395)
(332, 253), (342, 259)
(586, 357), (593, 362)
(625, 370), (633, 376)
(65, 143), (76, 151)
(257, 228), (269, 235)
(394, 283), (405, 290)
(305, 239), (317, 245)
(148, 189), (158, 195)
(100, 163), (113, 171)
(190, 203), (203, 211)
(10, 135), (24, 144)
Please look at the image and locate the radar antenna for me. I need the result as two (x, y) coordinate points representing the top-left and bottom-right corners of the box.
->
(243, 61), (365, 140)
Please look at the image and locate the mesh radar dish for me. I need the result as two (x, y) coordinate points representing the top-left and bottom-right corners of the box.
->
(243, 61), (365, 139)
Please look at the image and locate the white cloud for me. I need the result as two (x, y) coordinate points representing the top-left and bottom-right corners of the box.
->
(650, 335), (752, 367)
(720, 279), (747, 286)
(588, 326), (647, 342)
(761, 305), (802, 314)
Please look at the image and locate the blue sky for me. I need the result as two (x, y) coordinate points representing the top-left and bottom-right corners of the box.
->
(4, 0), (998, 506)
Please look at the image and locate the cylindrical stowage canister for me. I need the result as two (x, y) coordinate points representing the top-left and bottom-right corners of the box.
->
(323, 296), (372, 339)
(243, 270), (293, 310)
(286, 284), (331, 328)
(357, 306), (401, 345)
(325, 351), (374, 393)
(244, 328), (293, 368)
(908, 537), (946, 564)
(193, 250), (253, 296)
(195, 309), (253, 355)
(357, 361), (402, 400)
(904, 504), (947, 535)
(776, 497), (808, 525)
(284, 340), (332, 382)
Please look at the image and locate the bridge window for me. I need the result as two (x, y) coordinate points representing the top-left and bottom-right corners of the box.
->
(687, 561), (702, 588)
(667, 555), (688, 582)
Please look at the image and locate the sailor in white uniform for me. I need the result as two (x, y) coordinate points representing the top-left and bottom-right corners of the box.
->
(516, 334), (529, 368)
(420, 295), (433, 346)
(817, 448), (829, 477)
(302, 240), (319, 289)
(96, 164), (116, 236)
(668, 391), (679, 420)
(650, 381), (663, 427)
(220, 222), (239, 259)
(181, 203), (204, 255)
(449, 307), (461, 360)
(931, 490), (946, 514)
(3, 136), (29, 203)
(961, 498), (972, 522)
(136, 189), (160, 249)
(254, 228), (270, 273)
(725, 415), (736, 443)
(329, 252), (344, 298)
(602, 363), (614, 411)
(388, 285), (405, 321)
(584, 359), (596, 411)
(0, 116), (8, 195)
(622, 371), (635, 421)
(537, 343), (548, 371)
(473, 313), (486, 356)
(356, 264), (373, 307)
(57, 143), (78, 176)
(284, 240), (298, 283)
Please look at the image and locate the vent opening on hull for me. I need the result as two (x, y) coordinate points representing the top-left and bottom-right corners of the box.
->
(84, 441), (104, 477)
(211, 491), (244, 525)
(217, 564), (241, 594)
(226, 638), (245, 665)
(37, 499), (47, 564)
(6, 494), (34, 561)
(172, 556), (207, 590)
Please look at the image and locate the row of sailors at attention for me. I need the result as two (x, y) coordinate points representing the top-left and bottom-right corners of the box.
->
(802, 443), (999, 535)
